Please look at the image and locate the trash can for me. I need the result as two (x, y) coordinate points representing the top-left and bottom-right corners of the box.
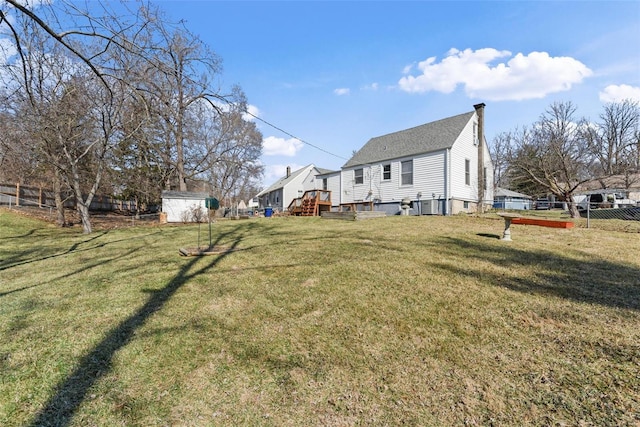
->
(265, 207), (273, 217)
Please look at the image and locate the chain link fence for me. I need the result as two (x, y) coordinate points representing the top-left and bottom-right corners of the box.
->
(492, 192), (640, 233)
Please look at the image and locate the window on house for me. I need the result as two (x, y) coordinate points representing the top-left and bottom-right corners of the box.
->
(401, 160), (413, 185)
(354, 168), (364, 185)
(322, 178), (328, 191)
(382, 164), (391, 181)
(464, 201), (469, 209)
(465, 159), (471, 186)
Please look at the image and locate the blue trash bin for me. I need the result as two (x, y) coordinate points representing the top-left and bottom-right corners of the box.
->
(265, 207), (273, 217)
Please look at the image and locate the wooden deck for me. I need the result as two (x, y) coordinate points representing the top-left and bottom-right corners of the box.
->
(288, 190), (332, 216)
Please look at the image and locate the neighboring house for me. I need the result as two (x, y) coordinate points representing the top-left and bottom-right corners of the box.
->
(493, 188), (532, 210)
(339, 104), (494, 215)
(161, 191), (208, 223)
(255, 164), (332, 212)
(315, 169), (341, 209)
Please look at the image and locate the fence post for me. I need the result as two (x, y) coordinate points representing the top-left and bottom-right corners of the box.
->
(16, 182), (20, 207)
(586, 195), (591, 229)
(39, 186), (43, 208)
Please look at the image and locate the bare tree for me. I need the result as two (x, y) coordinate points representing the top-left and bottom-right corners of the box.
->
(508, 101), (593, 218)
(201, 95), (264, 203)
(135, 16), (224, 192)
(1, 19), (76, 225)
(489, 131), (514, 190)
(0, 3), (145, 232)
(583, 99), (640, 188)
(2, 0), (264, 231)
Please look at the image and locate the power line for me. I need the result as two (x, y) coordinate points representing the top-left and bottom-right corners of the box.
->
(240, 107), (350, 161)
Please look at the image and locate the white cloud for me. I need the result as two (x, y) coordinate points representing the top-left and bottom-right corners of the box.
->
(398, 48), (593, 101)
(264, 163), (304, 184)
(402, 63), (414, 74)
(362, 83), (379, 91)
(242, 104), (260, 121)
(263, 136), (303, 156)
(334, 88), (350, 96)
(599, 84), (640, 103)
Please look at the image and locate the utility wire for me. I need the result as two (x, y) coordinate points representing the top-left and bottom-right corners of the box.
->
(240, 107), (350, 161)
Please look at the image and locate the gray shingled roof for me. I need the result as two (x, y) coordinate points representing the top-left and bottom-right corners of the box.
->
(315, 167), (334, 175)
(495, 188), (532, 199)
(161, 191), (209, 200)
(343, 111), (475, 168)
(258, 164), (313, 195)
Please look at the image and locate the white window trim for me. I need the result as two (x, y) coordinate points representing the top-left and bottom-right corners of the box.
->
(400, 160), (413, 186)
(465, 159), (471, 186)
(354, 168), (364, 185)
(382, 164), (391, 181)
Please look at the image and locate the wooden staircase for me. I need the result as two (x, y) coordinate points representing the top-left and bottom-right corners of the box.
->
(301, 198), (317, 216)
(288, 190), (332, 216)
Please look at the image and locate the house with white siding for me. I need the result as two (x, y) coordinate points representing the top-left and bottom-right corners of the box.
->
(255, 164), (332, 213)
(338, 104), (494, 215)
(493, 188), (532, 210)
(315, 169), (342, 210)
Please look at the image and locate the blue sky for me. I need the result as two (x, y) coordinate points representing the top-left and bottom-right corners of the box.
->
(5, 1), (640, 189)
(153, 1), (639, 187)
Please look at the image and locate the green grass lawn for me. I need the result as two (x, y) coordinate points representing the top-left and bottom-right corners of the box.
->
(1, 209), (639, 426)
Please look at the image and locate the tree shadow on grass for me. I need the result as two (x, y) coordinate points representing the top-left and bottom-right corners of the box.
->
(0, 231), (166, 302)
(428, 237), (640, 311)
(0, 230), (169, 273)
(28, 223), (255, 427)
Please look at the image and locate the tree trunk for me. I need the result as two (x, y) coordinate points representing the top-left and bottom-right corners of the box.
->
(76, 201), (92, 234)
(567, 200), (581, 219)
(52, 168), (66, 227)
(69, 161), (95, 234)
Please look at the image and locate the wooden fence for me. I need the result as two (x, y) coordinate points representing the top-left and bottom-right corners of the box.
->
(0, 182), (148, 212)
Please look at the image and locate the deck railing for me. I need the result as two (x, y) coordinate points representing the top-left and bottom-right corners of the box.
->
(287, 190), (332, 215)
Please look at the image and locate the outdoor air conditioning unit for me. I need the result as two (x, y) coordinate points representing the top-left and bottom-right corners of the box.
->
(421, 199), (438, 215)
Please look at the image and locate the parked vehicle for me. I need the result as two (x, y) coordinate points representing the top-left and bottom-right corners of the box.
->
(534, 198), (550, 210)
(575, 192), (638, 210)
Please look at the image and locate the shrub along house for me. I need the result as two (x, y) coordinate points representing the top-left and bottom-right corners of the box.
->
(339, 104), (494, 215)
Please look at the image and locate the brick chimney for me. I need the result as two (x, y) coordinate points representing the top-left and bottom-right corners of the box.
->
(474, 103), (486, 213)
(286, 166), (291, 178)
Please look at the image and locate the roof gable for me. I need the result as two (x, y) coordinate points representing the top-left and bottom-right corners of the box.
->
(343, 111), (475, 168)
(258, 164), (315, 195)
